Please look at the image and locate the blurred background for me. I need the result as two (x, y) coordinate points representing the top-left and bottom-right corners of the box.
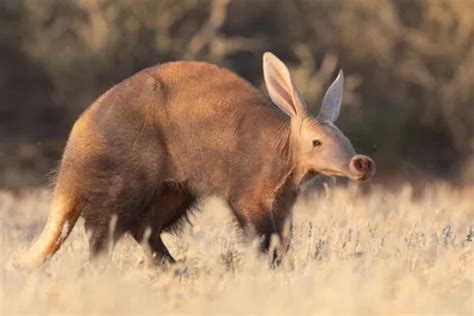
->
(0, 0), (473, 189)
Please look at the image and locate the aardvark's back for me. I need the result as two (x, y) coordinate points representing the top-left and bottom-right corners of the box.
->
(69, 60), (285, 200)
(147, 61), (287, 193)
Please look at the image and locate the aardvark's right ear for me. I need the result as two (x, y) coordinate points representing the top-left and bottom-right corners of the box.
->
(263, 52), (307, 120)
(318, 70), (344, 123)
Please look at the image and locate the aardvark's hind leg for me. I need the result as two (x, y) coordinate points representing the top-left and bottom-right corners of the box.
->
(81, 177), (157, 266)
(130, 184), (196, 265)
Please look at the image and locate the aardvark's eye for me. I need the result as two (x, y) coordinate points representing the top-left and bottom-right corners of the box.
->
(313, 139), (322, 147)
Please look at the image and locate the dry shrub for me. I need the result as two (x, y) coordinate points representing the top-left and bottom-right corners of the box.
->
(0, 0), (473, 185)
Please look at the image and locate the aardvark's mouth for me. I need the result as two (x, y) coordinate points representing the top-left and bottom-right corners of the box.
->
(318, 166), (374, 181)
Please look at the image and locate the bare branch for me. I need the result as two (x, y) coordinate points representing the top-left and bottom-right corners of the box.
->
(186, 0), (231, 57)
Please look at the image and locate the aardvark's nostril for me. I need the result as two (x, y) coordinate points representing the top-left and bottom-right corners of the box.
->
(350, 155), (376, 178)
(359, 159), (365, 171)
(353, 157), (366, 172)
(366, 159), (374, 173)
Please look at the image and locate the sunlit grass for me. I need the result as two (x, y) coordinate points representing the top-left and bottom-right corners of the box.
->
(1, 182), (472, 315)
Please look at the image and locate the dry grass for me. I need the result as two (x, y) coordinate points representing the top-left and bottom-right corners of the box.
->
(1, 182), (473, 315)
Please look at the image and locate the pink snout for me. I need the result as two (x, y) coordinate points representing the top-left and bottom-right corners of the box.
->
(349, 155), (375, 180)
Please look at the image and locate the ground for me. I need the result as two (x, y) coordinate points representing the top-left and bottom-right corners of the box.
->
(1, 181), (472, 315)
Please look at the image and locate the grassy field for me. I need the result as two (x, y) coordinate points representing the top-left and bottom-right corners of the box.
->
(1, 181), (472, 315)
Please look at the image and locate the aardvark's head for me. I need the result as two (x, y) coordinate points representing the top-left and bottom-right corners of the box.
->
(263, 52), (375, 181)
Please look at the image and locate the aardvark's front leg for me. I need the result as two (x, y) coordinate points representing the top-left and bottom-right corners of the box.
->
(229, 193), (294, 263)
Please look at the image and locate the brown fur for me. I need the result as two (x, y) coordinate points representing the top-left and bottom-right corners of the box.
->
(24, 53), (374, 268)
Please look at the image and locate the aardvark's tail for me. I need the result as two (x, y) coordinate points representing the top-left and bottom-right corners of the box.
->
(22, 193), (80, 269)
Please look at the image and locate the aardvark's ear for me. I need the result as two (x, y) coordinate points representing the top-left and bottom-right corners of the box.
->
(318, 70), (344, 123)
(263, 52), (307, 120)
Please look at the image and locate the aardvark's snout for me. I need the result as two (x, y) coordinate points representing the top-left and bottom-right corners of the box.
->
(349, 155), (375, 181)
